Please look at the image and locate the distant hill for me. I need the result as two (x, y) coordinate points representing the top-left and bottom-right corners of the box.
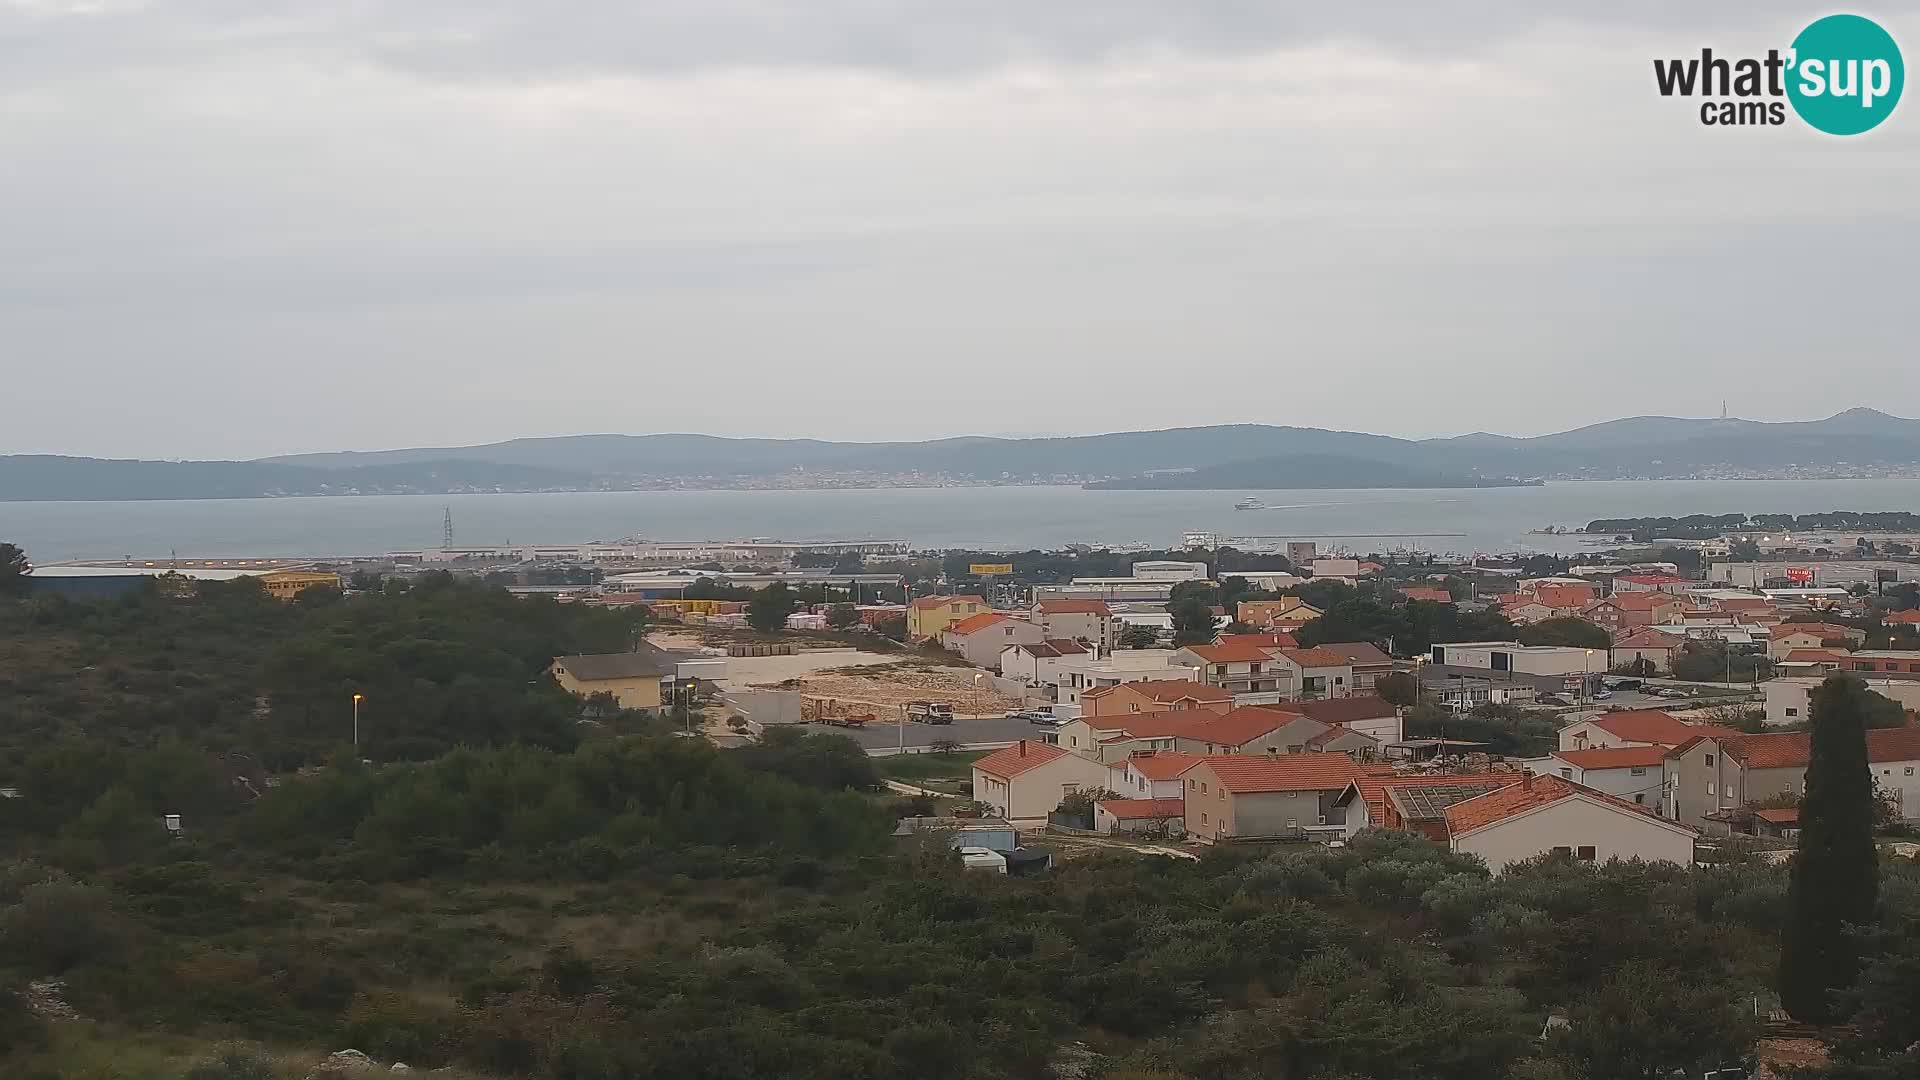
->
(1083, 454), (1533, 490)
(7, 409), (1920, 500)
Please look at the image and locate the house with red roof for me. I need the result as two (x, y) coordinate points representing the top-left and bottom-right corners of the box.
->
(1525, 745), (1668, 809)
(1310, 641), (1395, 693)
(1501, 599), (1561, 626)
(1333, 772), (1527, 839)
(1080, 679), (1234, 721)
(940, 611), (1045, 667)
(1179, 754), (1378, 842)
(998, 638), (1090, 684)
(1399, 586), (1454, 605)
(1581, 593), (1684, 634)
(1665, 725), (1920, 827)
(1031, 599), (1122, 654)
(970, 740), (1116, 822)
(1610, 627), (1682, 674)
(1259, 695), (1404, 743)
(1217, 631), (1300, 650)
(1094, 797), (1187, 836)
(1768, 622), (1865, 660)
(1107, 750), (1207, 799)
(1443, 773), (1697, 873)
(1885, 609), (1920, 626)
(906, 594), (988, 640)
(1557, 709), (1740, 752)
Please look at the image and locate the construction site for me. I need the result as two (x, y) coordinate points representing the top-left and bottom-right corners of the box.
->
(761, 661), (1024, 723)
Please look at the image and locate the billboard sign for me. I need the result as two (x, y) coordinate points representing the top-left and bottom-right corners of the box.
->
(969, 563), (1014, 576)
(1785, 566), (1814, 584)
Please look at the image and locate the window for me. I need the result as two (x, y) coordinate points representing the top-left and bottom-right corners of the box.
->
(1706, 782), (1715, 796)
(1559, 768), (1572, 779)
(1551, 846), (1572, 856)
(1630, 766), (1647, 776)
(1907, 767), (1916, 776)
(1634, 794), (1645, 805)
(1704, 754), (1715, 767)
(1188, 779), (1195, 790)
(1786, 708), (1798, 717)
(1200, 782), (1208, 794)
(1576, 846), (1597, 861)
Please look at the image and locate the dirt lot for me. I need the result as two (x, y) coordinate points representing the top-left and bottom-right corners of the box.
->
(759, 660), (1021, 721)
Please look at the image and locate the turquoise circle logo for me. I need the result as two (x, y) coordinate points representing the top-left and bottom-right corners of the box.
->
(1787, 14), (1904, 135)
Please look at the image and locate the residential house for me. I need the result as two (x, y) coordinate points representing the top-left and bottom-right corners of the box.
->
(1525, 746), (1667, 809)
(1174, 707), (1377, 758)
(1430, 641), (1599, 677)
(1334, 772), (1527, 838)
(1613, 573), (1693, 595)
(1107, 750), (1207, 799)
(1885, 610), (1920, 626)
(1841, 650), (1920, 676)
(1056, 651), (1202, 705)
(906, 594), (988, 640)
(1266, 647), (1355, 700)
(1217, 631), (1300, 650)
(1399, 586), (1453, 604)
(1032, 599), (1122, 653)
(1058, 713), (1195, 761)
(1444, 773), (1698, 873)
(1266, 695), (1404, 743)
(1709, 596), (1781, 625)
(1581, 593), (1684, 634)
(1765, 675), (1920, 726)
(998, 639), (1089, 684)
(1529, 583), (1601, 609)
(1175, 641), (1295, 696)
(1236, 598), (1323, 631)
(1501, 600), (1561, 626)
(1777, 649), (1849, 675)
(549, 652), (670, 712)
(1180, 755), (1374, 842)
(1312, 641), (1394, 693)
(1080, 679), (1234, 720)
(1768, 622), (1866, 660)
(1663, 727), (1920, 827)
(1558, 709), (1740, 752)
(1094, 798), (1187, 836)
(1610, 627), (1681, 674)
(970, 740), (1116, 822)
(941, 612), (1045, 667)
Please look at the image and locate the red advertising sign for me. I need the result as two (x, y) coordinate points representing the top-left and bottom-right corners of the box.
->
(1785, 566), (1814, 584)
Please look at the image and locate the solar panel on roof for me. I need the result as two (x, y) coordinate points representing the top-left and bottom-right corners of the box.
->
(1387, 782), (1511, 821)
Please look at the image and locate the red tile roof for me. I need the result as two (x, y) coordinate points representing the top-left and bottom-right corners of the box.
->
(1188, 753), (1370, 794)
(1277, 647), (1353, 668)
(1885, 610), (1920, 624)
(1754, 807), (1799, 825)
(1400, 587), (1454, 604)
(1344, 771), (1525, 831)
(1260, 695), (1398, 726)
(1783, 649), (1850, 664)
(1619, 574), (1687, 585)
(1218, 632), (1300, 649)
(1551, 745), (1669, 770)
(1613, 628), (1679, 649)
(1097, 797), (1186, 820)
(1725, 727), (1920, 771)
(945, 612), (1012, 636)
(972, 740), (1069, 779)
(1184, 707), (1297, 748)
(1590, 593), (1679, 612)
(1085, 679), (1233, 704)
(1314, 641), (1393, 666)
(1182, 642), (1283, 664)
(1530, 585), (1598, 609)
(1036, 599), (1112, 616)
(1586, 710), (1739, 747)
(1771, 623), (1856, 640)
(1443, 773), (1689, 837)
(1121, 751), (1207, 780)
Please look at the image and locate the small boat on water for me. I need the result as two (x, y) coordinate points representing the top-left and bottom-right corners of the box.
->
(1233, 498), (1268, 511)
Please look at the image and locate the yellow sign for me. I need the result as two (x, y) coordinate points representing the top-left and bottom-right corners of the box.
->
(969, 563), (1014, 576)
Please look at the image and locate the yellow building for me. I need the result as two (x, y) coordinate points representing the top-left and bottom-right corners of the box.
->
(549, 652), (670, 712)
(906, 594), (988, 641)
(258, 570), (342, 601)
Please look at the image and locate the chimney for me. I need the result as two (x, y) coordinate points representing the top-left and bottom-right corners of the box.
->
(1018, 741), (1027, 757)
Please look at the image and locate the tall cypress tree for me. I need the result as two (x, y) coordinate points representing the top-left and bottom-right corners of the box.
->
(1779, 675), (1881, 1024)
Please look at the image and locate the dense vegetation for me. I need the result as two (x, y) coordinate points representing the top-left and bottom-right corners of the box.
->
(1585, 511), (1920, 538)
(5, 570), (1920, 1079)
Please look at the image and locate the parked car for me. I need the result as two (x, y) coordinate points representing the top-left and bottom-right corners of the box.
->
(1536, 693), (1571, 706)
(1027, 713), (1064, 727)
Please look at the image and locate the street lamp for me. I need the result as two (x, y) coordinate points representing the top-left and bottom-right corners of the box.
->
(972, 672), (985, 719)
(351, 692), (364, 750)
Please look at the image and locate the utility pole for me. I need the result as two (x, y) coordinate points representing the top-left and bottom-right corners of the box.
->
(442, 507), (455, 549)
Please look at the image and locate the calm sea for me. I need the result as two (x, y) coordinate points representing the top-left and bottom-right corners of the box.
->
(7, 480), (1920, 563)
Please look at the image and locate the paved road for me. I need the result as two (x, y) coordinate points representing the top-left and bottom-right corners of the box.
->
(801, 715), (1051, 751)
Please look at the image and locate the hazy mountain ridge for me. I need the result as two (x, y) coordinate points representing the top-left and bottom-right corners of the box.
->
(6, 409), (1920, 500)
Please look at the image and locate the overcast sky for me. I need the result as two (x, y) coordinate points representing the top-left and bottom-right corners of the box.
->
(3, 2), (1916, 459)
